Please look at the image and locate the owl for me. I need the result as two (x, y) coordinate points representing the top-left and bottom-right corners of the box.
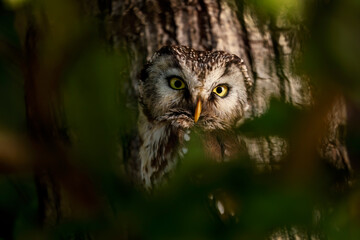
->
(127, 45), (252, 190)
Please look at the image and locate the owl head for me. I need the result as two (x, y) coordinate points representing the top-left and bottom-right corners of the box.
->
(138, 45), (252, 131)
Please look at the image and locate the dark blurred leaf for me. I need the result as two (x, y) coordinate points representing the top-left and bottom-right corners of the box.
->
(237, 98), (305, 138)
(0, 2), (25, 131)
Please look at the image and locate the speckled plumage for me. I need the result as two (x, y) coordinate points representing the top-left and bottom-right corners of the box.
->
(128, 45), (252, 190)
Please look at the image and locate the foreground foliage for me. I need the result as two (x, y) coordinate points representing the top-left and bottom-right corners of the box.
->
(0, 0), (359, 239)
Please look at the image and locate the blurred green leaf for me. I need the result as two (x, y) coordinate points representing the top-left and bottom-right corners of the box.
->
(237, 98), (304, 138)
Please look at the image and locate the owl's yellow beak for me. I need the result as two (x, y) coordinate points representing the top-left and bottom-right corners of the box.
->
(194, 99), (202, 123)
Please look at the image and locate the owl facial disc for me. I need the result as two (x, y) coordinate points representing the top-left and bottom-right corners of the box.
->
(139, 45), (251, 131)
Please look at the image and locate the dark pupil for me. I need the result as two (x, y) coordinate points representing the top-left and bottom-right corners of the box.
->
(216, 87), (223, 94)
(174, 80), (182, 88)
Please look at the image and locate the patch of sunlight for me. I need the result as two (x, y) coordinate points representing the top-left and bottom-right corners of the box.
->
(3, 0), (29, 9)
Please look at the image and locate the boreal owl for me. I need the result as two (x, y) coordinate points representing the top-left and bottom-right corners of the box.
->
(127, 45), (252, 190)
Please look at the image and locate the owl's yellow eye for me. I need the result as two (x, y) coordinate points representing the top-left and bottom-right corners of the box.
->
(169, 77), (186, 90)
(213, 85), (229, 97)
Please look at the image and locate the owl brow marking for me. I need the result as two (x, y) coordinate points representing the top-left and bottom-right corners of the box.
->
(220, 64), (232, 78)
(207, 67), (232, 92)
(166, 75), (185, 81)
